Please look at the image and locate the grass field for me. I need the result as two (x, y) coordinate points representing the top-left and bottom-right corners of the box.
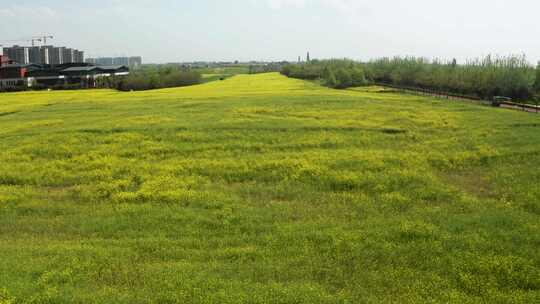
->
(198, 66), (250, 83)
(0, 73), (539, 303)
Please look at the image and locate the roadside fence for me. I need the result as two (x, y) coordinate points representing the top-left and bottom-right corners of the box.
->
(373, 82), (540, 114)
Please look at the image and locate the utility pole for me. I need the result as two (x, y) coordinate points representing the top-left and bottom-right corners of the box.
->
(307, 51), (310, 62)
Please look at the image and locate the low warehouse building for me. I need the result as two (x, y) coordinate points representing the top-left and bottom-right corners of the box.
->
(0, 63), (129, 90)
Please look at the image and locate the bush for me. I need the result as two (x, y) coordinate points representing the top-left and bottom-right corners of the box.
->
(249, 63), (283, 74)
(0, 86), (28, 93)
(281, 59), (367, 89)
(534, 62), (540, 93)
(56, 83), (84, 90)
(117, 66), (201, 91)
(29, 83), (48, 91)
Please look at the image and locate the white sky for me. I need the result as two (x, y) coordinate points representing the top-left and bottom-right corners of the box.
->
(0, 0), (539, 64)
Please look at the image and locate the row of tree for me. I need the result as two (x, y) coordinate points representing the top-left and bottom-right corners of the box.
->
(281, 59), (368, 89)
(365, 55), (538, 100)
(536, 62), (540, 95)
(281, 56), (540, 100)
(248, 63), (285, 74)
(116, 65), (202, 91)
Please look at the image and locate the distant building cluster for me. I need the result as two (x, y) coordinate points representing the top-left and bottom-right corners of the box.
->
(2, 45), (84, 65)
(0, 62), (129, 90)
(86, 56), (142, 67)
(0, 44), (137, 90)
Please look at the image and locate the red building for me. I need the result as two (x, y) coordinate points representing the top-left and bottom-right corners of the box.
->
(0, 64), (28, 79)
(0, 55), (14, 67)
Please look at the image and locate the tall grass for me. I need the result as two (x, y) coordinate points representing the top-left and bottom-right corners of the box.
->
(365, 55), (536, 100)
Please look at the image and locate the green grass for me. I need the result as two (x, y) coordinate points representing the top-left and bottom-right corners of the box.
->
(0, 73), (539, 303)
(201, 74), (232, 84)
(196, 66), (250, 84)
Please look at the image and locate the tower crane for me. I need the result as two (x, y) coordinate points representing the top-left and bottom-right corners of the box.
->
(31, 38), (42, 47)
(33, 35), (54, 45)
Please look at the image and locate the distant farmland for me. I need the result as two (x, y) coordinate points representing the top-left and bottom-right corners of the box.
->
(0, 73), (539, 303)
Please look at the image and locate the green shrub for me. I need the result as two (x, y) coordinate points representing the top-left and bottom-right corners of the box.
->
(282, 59), (367, 89)
(534, 62), (540, 93)
(52, 83), (83, 90)
(117, 66), (201, 91)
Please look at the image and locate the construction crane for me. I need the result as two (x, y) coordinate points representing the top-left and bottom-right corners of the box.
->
(33, 35), (54, 45)
(31, 38), (42, 47)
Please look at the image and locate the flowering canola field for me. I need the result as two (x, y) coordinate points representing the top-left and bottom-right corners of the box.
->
(0, 73), (539, 303)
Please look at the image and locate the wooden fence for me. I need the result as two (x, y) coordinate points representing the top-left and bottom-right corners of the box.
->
(373, 82), (540, 114)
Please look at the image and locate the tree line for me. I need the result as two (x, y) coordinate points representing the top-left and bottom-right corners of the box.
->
(535, 62), (540, 95)
(281, 59), (367, 89)
(281, 56), (540, 100)
(365, 55), (537, 100)
(116, 65), (202, 91)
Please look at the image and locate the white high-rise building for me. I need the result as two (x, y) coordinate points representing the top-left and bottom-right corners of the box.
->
(1, 45), (85, 65)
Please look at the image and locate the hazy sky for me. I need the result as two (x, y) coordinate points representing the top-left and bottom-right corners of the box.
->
(1, 0), (539, 63)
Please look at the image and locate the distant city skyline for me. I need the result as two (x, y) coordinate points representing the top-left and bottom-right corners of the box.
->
(2, 45), (84, 65)
(86, 56), (142, 67)
(1, 0), (539, 64)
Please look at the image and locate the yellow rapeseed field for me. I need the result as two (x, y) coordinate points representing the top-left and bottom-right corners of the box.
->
(0, 73), (539, 303)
